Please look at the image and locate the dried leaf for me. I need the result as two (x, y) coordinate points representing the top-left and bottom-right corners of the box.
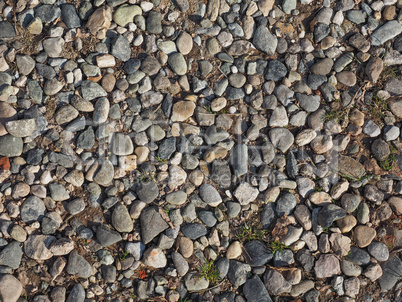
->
(0, 157), (10, 171)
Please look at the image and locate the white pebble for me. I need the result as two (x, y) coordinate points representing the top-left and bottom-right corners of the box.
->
(4, 187), (11, 196)
(229, 106), (236, 114)
(116, 26), (127, 34)
(245, 83), (253, 94)
(73, 68), (83, 87)
(168, 11), (180, 22)
(50, 27), (64, 37)
(141, 1), (154, 12)
(133, 35), (143, 46)
(128, 23), (137, 31)
(170, 153), (182, 165)
(66, 71), (74, 84)
(3, 6), (12, 18)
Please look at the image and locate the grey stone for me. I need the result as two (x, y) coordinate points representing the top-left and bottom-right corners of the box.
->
(0, 135), (23, 157)
(96, 225), (122, 247)
(140, 207), (168, 244)
(368, 241), (389, 262)
(276, 193), (297, 216)
(318, 204), (347, 228)
(264, 269), (291, 295)
(21, 196), (46, 223)
(111, 35), (131, 62)
(378, 255), (402, 291)
(112, 203), (133, 233)
(66, 284), (85, 302)
(81, 80), (107, 101)
(253, 25), (277, 56)
(0, 21), (16, 39)
(244, 275), (273, 302)
(243, 240), (273, 267)
(136, 181), (159, 203)
(67, 251), (93, 278)
(269, 127), (294, 152)
(146, 11), (162, 34)
(199, 184), (222, 207)
(372, 21), (402, 46)
(274, 249), (294, 267)
(231, 144), (248, 177)
(181, 223), (207, 240)
(168, 52), (187, 76)
(61, 4), (81, 28)
(0, 241), (23, 269)
(227, 260), (251, 287)
(265, 60), (287, 81)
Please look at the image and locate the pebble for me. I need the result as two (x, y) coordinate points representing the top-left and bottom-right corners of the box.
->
(0, 274), (23, 302)
(113, 5), (142, 27)
(168, 53), (187, 76)
(314, 254), (341, 278)
(354, 226), (376, 248)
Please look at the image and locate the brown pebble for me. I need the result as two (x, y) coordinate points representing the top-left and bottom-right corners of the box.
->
(101, 73), (116, 92)
(383, 6), (396, 20)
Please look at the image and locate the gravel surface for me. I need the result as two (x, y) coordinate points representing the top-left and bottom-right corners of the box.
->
(0, 0), (401, 301)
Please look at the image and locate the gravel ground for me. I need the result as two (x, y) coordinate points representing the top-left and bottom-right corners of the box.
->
(0, 0), (401, 301)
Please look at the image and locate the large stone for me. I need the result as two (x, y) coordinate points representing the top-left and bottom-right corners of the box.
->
(113, 5), (142, 26)
(5, 119), (36, 137)
(314, 254), (341, 278)
(199, 184), (222, 207)
(140, 207), (169, 244)
(0, 274), (22, 302)
(0, 135), (23, 157)
(67, 251), (93, 278)
(171, 101), (196, 122)
(0, 103), (17, 136)
(244, 275), (273, 301)
(24, 235), (54, 260)
(354, 225), (376, 248)
(371, 20), (402, 46)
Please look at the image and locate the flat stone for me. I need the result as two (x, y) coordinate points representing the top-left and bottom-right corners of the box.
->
(140, 207), (169, 244)
(21, 196), (46, 223)
(181, 223), (207, 240)
(111, 35), (131, 62)
(378, 255), (402, 291)
(228, 260), (251, 287)
(0, 135), (23, 157)
(0, 241), (23, 269)
(184, 272), (209, 291)
(171, 101), (195, 122)
(143, 247), (166, 268)
(243, 240), (273, 266)
(112, 203), (133, 233)
(318, 204), (347, 228)
(81, 80), (107, 101)
(354, 225), (376, 248)
(0, 22), (16, 39)
(253, 25), (277, 56)
(244, 275), (273, 301)
(113, 5), (142, 26)
(234, 182), (259, 205)
(372, 20), (402, 46)
(199, 184), (222, 207)
(168, 52), (187, 76)
(314, 254), (341, 278)
(96, 225), (122, 247)
(24, 235), (54, 260)
(67, 251), (93, 278)
(0, 274), (22, 302)
(264, 269), (291, 295)
(94, 160), (114, 186)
